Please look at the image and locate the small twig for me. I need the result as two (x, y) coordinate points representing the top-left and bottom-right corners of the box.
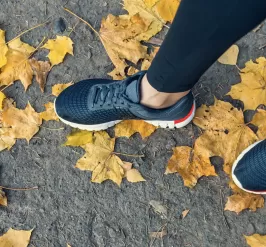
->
(112, 151), (144, 157)
(6, 21), (49, 45)
(259, 43), (266, 50)
(68, 21), (79, 37)
(0, 185), (38, 191)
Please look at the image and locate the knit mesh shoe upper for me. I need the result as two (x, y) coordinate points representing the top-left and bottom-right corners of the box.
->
(55, 71), (195, 128)
(233, 140), (266, 192)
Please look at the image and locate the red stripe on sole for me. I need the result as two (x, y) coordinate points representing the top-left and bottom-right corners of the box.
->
(174, 104), (195, 124)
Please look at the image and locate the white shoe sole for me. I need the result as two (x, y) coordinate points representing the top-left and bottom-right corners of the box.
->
(55, 102), (196, 131)
(231, 140), (266, 195)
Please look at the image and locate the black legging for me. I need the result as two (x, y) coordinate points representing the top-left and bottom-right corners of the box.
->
(147, 0), (266, 93)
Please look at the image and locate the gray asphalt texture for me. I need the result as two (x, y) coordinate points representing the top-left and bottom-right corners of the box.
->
(0, 1), (266, 247)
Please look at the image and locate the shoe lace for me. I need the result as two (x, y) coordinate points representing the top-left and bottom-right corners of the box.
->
(92, 82), (129, 108)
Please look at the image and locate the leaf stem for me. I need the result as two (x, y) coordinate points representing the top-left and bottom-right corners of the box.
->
(113, 152), (144, 157)
(0, 185), (38, 191)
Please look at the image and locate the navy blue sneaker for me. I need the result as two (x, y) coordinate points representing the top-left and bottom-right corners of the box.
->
(54, 71), (195, 131)
(232, 140), (266, 194)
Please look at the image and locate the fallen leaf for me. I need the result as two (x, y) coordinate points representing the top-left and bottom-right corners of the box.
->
(3, 103), (42, 142)
(42, 36), (74, 66)
(121, 162), (133, 171)
(245, 234), (266, 247)
(52, 82), (73, 96)
(39, 102), (59, 121)
(75, 131), (125, 186)
(224, 180), (264, 214)
(0, 128), (17, 151)
(114, 120), (157, 138)
(126, 168), (146, 182)
(0, 189), (7, 206)
(155, 0), (180, 23)
(67, 244), (72, 247)
(0, 91), (6, 111)
(218, 45), (239, 65)
(123, 0), (165, 39)
(193, 99), (258, 174)
(0, 48), (34, 90)
(149, 200), (167, 219)
(251, 109), (266, 140)
(165, 145), (216, 188)
(144, 0), (159, 8)
(29, 58), (51, 92)
(181, 209), (190, 219)
(100, 14), (148, 77)
(0, 29), (8, 68)
(64, 129), (93, 146)
(0, 228), (32, 247)
(0, 37), (35, 90)
(227, 57), (266, 110)
(127, 66), (139, 76)
(141, 46), (159, 70)
(149, 230), (167, 239)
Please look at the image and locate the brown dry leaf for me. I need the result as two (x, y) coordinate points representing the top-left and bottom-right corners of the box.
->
(0, 38), (36, 90)
(165, 145), (216, 188)
(108, 68), (125, 80)
(193, 99), (258, 174)
(0, 29), (8, 68)
(149, 229), (167, 239)
(0, 189), (7, 206)
(155, 0), (180, 23)
(251, 109), (266, 140)
(75, 131), (125, 186)
(39, 102), (59, 121)
(42, 36), (74, 66)
(218, 45), (239, 65)
(224, 180), (264, 214)
(0, 91), (6, 111)
(227, 57), (266, 110)
(115, 120), (157, 138)
(0, 228), (33, 247)
(127, 66), (139, 76)
(29, 58), (51, 92)
(52, 82), (73, 97)
(64, 129), (93, 146)
(100, 14), (148, 78)
(245, 234), (266, 247)
(2, 103), (42, 142)
(181, 209), (190, 219)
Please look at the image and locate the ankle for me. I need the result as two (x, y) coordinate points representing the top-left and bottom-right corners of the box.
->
(140, 74), (190, 109)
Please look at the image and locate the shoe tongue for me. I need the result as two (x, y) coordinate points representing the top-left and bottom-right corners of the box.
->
(125, 76), (142, 103)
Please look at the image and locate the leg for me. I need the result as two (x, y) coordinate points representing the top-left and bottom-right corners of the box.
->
(141, 0), (266, 108)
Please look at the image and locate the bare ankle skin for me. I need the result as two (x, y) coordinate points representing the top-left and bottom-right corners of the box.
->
(140, 74), (190, 109)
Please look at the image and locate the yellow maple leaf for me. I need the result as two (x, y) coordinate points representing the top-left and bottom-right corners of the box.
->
(0, 29), (8, 68)
(2, 103), (42, 142)
(100, 14), (148, 78)
(52, 82), (73, 97)
(29, 58), (51, 92)
(245, 234), (266, 247)
(227, 57), (266, 110)
(39, 102), (59, 121)
(0, 189), (7, 206)
(0, 228), (33, 247)
(0, 38), (35, 90)
(0, 48), (34, 90)
(218, 45), (239, 65)
(193, 99), (258, 174)
(251, 109), (266, 140)
(64, 129), (93, 146)
(0, 128), (17, 151)
(123, 0), (165, 39)
(155, 0), (180, 23)
(75, 131), (125, 186)
(115, 120), (157, 138)
(165, 145), (216, 188)
(42, 36), (74, 66)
